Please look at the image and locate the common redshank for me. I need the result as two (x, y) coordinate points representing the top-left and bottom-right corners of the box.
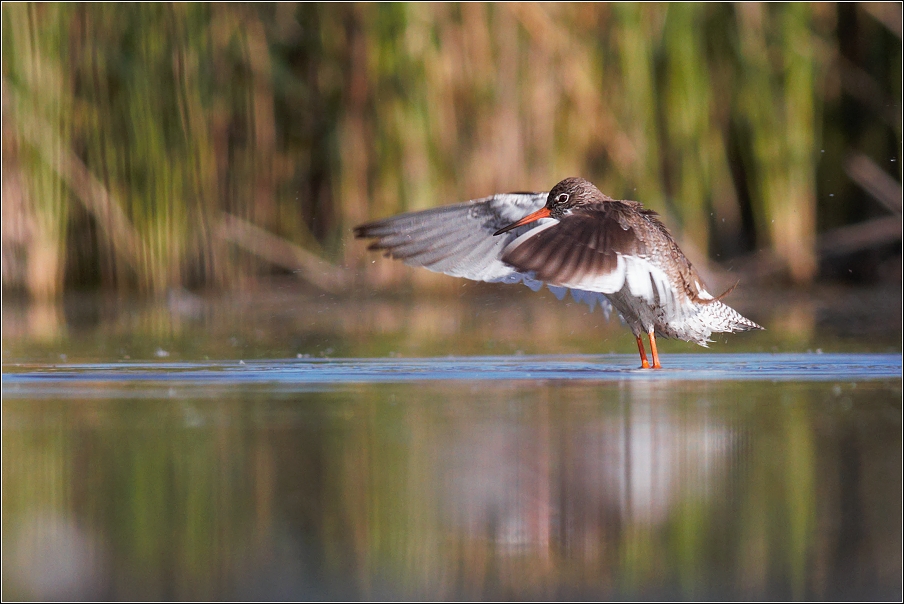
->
(354, 177), (763, 369)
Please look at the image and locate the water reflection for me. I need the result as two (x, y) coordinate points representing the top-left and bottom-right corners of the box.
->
(6, 511), (105, 600)
(3, 377), (900, 600)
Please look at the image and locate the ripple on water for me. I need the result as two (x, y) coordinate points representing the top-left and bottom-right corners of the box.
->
(2, 353), (900, 399)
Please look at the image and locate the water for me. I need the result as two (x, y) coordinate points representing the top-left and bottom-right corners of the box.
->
(2, 287), (902, 600)
(4, 353), (901, 388)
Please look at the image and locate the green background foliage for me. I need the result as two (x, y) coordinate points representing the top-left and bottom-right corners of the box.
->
(2, 3), (900, 298)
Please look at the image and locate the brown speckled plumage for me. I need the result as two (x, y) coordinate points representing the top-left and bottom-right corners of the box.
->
(355, 177), (763, 368)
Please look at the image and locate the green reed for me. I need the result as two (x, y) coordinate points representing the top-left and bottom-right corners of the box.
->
(1, 4), (898, 298)
(3, 4), (72, 298)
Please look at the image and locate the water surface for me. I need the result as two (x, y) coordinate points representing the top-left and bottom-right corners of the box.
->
(3, 352), (901, 600)
(2, 288), (901, 600)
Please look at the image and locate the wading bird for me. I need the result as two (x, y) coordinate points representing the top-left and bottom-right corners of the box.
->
(354, 177), (763, 368)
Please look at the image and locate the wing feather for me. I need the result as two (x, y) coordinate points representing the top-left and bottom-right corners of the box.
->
(355, 193), (549, 283)
(498, 203), (699, 318)
(354, 192), (613, 314)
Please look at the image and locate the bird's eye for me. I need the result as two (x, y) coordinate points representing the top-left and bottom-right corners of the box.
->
(556, 193), (569, 204)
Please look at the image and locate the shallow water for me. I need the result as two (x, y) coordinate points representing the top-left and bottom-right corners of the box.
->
(3, 352), (902, 600)
(3, 352), (902, 389)
(2, 288), (902, 600)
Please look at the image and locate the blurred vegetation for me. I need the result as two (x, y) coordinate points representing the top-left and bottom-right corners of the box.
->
(2, 3), (901, 299)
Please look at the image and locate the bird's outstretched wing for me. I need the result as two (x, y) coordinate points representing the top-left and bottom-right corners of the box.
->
(354, 192), (612, 312)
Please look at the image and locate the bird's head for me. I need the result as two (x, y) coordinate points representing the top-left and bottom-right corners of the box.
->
(493, 177), (611, 235)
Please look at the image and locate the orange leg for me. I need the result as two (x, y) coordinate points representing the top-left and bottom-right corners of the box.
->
(635, 335), (650, 369)
(648, 330), (662, 369)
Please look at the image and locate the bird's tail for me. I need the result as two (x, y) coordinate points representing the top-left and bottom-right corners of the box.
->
(704, 300), (764, 333)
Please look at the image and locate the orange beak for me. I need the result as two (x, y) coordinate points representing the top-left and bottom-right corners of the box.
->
(493, 207), (551, 236)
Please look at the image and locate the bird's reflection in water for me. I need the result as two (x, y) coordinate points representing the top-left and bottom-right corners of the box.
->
(426, 380), (735, 594)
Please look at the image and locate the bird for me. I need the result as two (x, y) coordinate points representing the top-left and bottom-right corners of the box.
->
(354, 177), (763, 369)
